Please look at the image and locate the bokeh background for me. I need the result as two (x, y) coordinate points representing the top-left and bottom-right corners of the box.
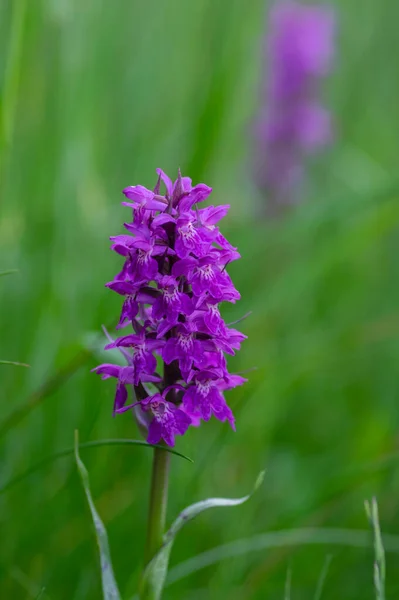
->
(1, 0), (399, 598)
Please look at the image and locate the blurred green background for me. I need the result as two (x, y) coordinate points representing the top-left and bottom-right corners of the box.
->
(1, 0), (399, 598)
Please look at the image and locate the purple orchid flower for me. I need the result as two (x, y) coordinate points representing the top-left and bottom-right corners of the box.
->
(162, 323), (210, 374)
(93, 169), (247, 446)
(152, 276), (192, 325)
(105, 281), (140, 328)
(175, 213), (208, 259)
(122, 184), (168, 212)
(105, 331), (164, 385)
(197, 205), (237, 252)
(182, 370), (239, 429)
(92, 364), (161, 414)
(190, 294), (227, 335)
(116, 387), (191, 447)
(172, 255), (239, 301)
(254, 1), (335, 212)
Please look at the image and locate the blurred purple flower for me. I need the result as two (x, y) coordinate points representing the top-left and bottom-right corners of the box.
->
(93, 169), (246, 446)
(254, 1), (335, 212)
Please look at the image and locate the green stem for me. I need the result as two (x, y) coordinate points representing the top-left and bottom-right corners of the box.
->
(143, 446), (170, 566)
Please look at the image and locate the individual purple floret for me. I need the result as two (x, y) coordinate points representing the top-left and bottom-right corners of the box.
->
(93, 169), (246, 447)
(254, 1), (335, 213)
(117, 388), (192, 447)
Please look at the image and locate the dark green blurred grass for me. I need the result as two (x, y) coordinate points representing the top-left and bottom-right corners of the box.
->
(1, 0), (399, 598)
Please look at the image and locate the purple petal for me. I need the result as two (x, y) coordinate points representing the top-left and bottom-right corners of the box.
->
(162, 339), (179, 364)
(106, 280), (137, 295)
(156, 319), (175, 339)
(179, 184), (212, 212)
(107, 334), (140, 348)
(180, 293), (194, 316)
(115, 400), (142, 414)
(174, 408), (192, 434)
(123, 185), (154, 202)
(171, 257), (196, 278)
(180, 176), (193, 193)
(152, 213), (176, 227)
(209, 389), (235, 429)
(145, 338), (165, 351)
(163, 383), (185, 397)
(200, 204), (230, 225)
(113, 383), (128, 414)
(122, 199), (167, 212)
(110, 235), (134, 256)
(156, 168), (173, 197)
(161, 429), (175, 447)
(174, 235), (191, 259)
(92, 364), (121, 379)
(147, 419), (164, 445)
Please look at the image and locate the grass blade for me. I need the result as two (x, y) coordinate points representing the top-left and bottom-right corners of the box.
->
(9, 567), (48, 599)
(0, 269), (18, 277)
(75, 431), (121, 600)
(314, 555), (333, 600)
(0, 438), (192, 495)
(365, 498), (386, 600)
(284, 565), (292, 600)
(167, 527), (399, 586)
(0, 360), (30, 367)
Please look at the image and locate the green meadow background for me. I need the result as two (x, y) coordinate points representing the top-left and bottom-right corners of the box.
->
(1, 0), (399, 598)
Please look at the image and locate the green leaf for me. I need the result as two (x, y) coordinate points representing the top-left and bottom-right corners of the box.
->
(140, 471), (264, 600)
(74, 431), (121, 600)
(0, 360), (30, 367)
(0, 269), (18, 277)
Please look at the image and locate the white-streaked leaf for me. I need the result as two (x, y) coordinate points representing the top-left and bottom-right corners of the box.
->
(140, 471), (264, 600)
(74, 431), (121, 600)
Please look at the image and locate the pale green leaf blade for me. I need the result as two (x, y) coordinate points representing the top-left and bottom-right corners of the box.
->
(365, 497), (386, 600)
(140, 471), (264, 600)
(284, 565), (292, 600)
(0, 360), (30, 367)
(166, 471), (264, 542)
(74, 431), (121, 600)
